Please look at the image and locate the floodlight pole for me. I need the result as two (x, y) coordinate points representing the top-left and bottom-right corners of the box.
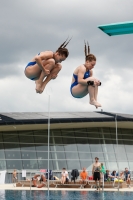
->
(115, 114), (120, 191)
(48, 94), (50, 196)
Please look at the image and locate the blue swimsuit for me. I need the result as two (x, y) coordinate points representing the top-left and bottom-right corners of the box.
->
(70, 70), (90, 98)
(25, 53), (40, 80)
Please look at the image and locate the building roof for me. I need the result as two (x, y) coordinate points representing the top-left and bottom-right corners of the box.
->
(0, 111), (133, 125)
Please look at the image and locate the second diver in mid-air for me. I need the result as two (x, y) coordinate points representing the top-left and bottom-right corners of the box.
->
(70, 41), (102, 108)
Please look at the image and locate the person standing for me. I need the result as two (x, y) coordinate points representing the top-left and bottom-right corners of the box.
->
(92, 157), (101, 191)
(12, 169), (18, 184)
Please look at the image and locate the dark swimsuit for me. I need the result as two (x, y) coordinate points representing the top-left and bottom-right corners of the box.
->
(25, 53), (40, 80)
(93, 166), (101, 181)
(70, 70), (90, 98)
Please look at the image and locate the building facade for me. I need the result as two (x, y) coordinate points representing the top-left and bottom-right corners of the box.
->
(0, 112), (133, 173)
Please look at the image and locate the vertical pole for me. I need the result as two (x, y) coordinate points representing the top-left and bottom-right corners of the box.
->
(115, 114), (119, 191)
(30, 172), (31, 191)
(102, 172), (104, 191)
(48, 94), (50, 196)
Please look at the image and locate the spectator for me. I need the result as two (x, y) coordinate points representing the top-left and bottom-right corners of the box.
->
(119, 171), (124, 180)
(92, 157), (101, 191)
(104, 170), (111, 181)
(100, 163), (106, 180)
(100, 163), (106, 174)
(80, 167), (88, 184)
(61, 168), (69, 184)
(109, 170), (118, 181)
(12, 169), (17, 184)
(124, 168), (131, 188)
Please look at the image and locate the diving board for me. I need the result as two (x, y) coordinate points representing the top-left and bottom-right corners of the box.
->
(98, 21), (133, 36)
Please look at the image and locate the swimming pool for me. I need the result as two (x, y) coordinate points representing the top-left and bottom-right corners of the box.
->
(0, 190), (133, 200)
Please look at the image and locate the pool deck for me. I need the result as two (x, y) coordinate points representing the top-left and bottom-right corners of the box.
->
(0, 184), (133, 191)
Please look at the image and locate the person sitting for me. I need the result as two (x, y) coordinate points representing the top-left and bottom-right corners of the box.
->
(124, 168), (131, 188)
(109, 170), (118, 181)
(80, 167), (88, 184)
(104, 170), (111, 181)
(61, 168), (69, 184)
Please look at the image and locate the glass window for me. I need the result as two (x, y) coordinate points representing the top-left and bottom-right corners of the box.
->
(6, 160), (22, 170)
(90, 144), (102, 152)
(0, 143), (4, 150)
(0, 160), (6, 170)
(36, 152), (51, 159)
(64, 144), (77, 152)
(115, 153), (127, 161)
(76, 138), (90, 152)
(5, 151), (21, 159)
(91, 153), (105, 161)
(114, 145), (126, 153)
(65, 152), (79, 159)
(126, 153), (133, 160)
(62, 132), (75, 137)
(106, 153), (116, 161)
(128, 162), (133, 170)
(38, 160), (53, 170)
(103, 143), (115, 153)
(114, 145), (127, 161)
(57, 160), (68, 170)
(3, 134), (20, 149)
(52, 160), (67, 170)
(52, 130), (62, 136)
(53, 137), (63, 145)
(80, 161), (93, 171)
(51, 145), (64, 152)
(33, 130), (48, 137)
(102, 128), (111, 134)
(108, 162), (118, 171)
(36, 145), (48, 151)
(118, 162), (129, 171)
(20, 144), (35, 151)
(22, 160), (38, 169)
(0, 150), (5, 159)
(19, 134), (34, 143)
(125, 145), (133, 153)
(74, 130), (88, 137)
(34, 136), (48, 144)
(79, 153), (92, 160)
(63, 138), (76, 145)
(51, 152), (65, 160)
(67, 160), (81, 170)
(21, 151), (37, 159)
(3, 134), (19, 143)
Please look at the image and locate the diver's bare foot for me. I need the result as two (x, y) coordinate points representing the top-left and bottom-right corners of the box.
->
(90, 100), (102, 109)
(39, 84), (46, 94)
(35, 81), (42, 93)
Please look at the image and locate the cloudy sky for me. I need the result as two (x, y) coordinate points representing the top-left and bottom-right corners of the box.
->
(0, 0), (133, 114)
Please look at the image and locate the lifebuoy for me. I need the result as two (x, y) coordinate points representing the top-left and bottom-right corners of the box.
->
(33, 178), (37, 187)
(32, 175), (46, 188)
(37, 182), (45, 188)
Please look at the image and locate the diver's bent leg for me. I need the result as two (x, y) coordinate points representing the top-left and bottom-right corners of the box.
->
(39, 63), (62, 94)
